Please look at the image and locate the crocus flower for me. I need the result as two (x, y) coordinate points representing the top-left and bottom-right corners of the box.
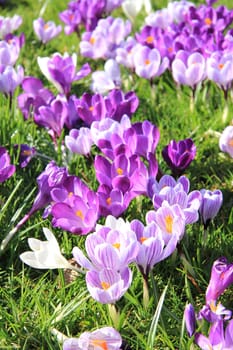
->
(33, 18), (62, 44)
(76, 92), (106, 126)
(122, 0), (152, 22)
(206, 51), (233, 98)
(20, 228), (74, 270)
(0, 40), (20, 66)
(0, 14), (22, 38)
(37, 52), (91, 96)
(131, 219), (178, 277)
(219, 125), (233, 158)
(14, 144), (36, 168)
(205, 257), (233, 304)
(91, 59), (121, 94)
(198, 302), (232, 323)
(105, 89), (139, 122)
(63, 326), (122, 350)
(195, 319), (233, 350)
(162, 138), (196, 176)
(184, 303), (196, 337)
(0, 64), (24, 97)
(199, 189), (223, 229)
(133, 45), (169, 80)
(172, 50), (206, 90)
(0, 146), (15, 183)
(65, 128), (94, 156)
(86, 267), (132, 304)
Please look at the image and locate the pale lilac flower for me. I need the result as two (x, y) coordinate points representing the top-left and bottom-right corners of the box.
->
(91, 59), (121, 94)
(0, 65), (24, 96)
(20, 228), (73, 270)
(219, 125), (233, 158)
(0, 14), (22, 38)
(63, 326), (122, 350)
(172, 50), (206, 89)
(133, 45), (169, 80)
(145, 8), (173, 29)
(86, 267), (132, 304)
(33, 18), (62, 44)
(167, 0), (194, 23)
(65, 128), (94, 156)
(115, 36), (137, 69)
(37, 52), (91, 96)
(146, 202), (186, 244)
(0, 40), (20, 66)
(199, 189), (223, 229)
(0, 146), (15, 183)
(80, 31), (108, 59)
(131, 220), (178, 277)
(206, 51), (233, 96)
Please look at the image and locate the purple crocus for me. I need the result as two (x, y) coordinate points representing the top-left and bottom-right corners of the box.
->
(76, 92), (106, 126)
(105, 89), (139, 122)
(63, 326), (122, 350)
(85, 267), (132, 304)
(91, 59), (121, 94)
(195, 319), (233, 350)
(205, 257), (233, 305)
(17, 76), (54, 120)
(162, 138), (196, 176)
(199, 189), (223, 229)
(184, 303), (196, 337)
(0, 146), (15, 183)
(14, 144), (36, 168)
(0, 14), (22, 38)
(50, 176), (99, 235)
(0, 39), (20, 66)
(33, 18), (62, 44)
(37, 52), (91, 96)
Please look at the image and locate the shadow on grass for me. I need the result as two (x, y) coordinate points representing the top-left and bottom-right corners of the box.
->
(0, 0), (29, 9)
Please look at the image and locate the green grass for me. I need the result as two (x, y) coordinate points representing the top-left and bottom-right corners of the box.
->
(1, 0), (233, 349)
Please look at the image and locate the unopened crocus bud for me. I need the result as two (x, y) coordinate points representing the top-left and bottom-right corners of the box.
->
(184, 303), (196, 337)
(162, 138), (196, 176)
(199, 189), (223, 229)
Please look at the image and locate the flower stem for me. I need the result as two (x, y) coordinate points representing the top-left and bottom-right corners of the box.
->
(143, 274), (150, 309)
(108, 304), (120, 329)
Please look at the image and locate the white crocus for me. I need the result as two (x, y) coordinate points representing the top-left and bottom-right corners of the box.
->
(20, 228), (79, 270)
(122, 0), (152, 22)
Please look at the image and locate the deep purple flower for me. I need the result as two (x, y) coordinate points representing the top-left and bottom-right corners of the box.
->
(76, 92), (106, 126)
(63, 326), (122, 350)
(198, 302), (232, 323)
(37, 52), (91, 96)
(105, 89), (139, 122)
(17, 76), (54, 120)
(199, 189), (223, 229)
(86, 267), (132, 304)
(14, 144), (36, 168)
(162, 138), (196, 176)
(205, 257), (233, 305)
(97, 185), (128, 217)
(184, 303), (196, 337)
(35, 94), (68, 142)
(33, 18), (62, 44)
(0, 146), (15, 183)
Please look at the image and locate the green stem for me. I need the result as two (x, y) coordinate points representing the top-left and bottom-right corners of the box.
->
(143, 274), (150, 309)
(108, 304), (120, 329)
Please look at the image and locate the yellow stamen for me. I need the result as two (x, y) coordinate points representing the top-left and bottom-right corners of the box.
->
(106, 197), (112, 205)
(145, 59), (150, 65)
(90, 339), (108, 350)
(101, 281), (110, 290)
(75, 210), (84, 220)
(112, 242), (120, 249)
(90, 37), (96, 45)
(146, 35), (154, 44)
(165, 215), (173, 234)
(140, 237), (148, 243)
(116, 167), (123, 175)
(205, 17), (212, 25)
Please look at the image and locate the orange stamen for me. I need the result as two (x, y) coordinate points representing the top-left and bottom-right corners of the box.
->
(75, 210), (84, 220)
(101, 281), (110, 290)
(90, 37), (96, 45)
(205, 17), (212, 25)
(116, 167), (123, 175)
(90, 339), (108, 350)
(146, 35), (154, 44)
(112, 242), (120, 249)
(140, 237), (148, 243)
(145, 59), (150, 65)
(165, 215), (173, 234)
